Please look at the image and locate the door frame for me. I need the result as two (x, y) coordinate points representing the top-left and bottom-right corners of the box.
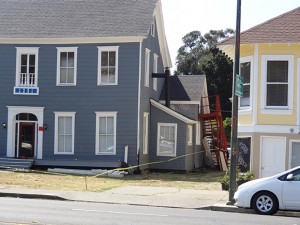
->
(16, 121), (38, 158)
(7, 106), (44, 159)
(259, 136), (286, 178)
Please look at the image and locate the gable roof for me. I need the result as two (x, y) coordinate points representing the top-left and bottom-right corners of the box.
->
(219, 6), (300, 45)
(0, 0), (157, 39)
(160, 75), (206, 102)
(0, 0), (172, 67)
(150, 99), (197, 124)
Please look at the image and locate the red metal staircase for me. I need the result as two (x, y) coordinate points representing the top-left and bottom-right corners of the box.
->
(199, 95), (228, 171)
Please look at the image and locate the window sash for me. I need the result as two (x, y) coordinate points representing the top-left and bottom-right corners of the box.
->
(157, 124), (177, 156)
(144, 49), (150, 87)
(143, 113), (149, 154)
(54, 113), (75, 154)
(98, 46), (119, 85)
(266, 60), (289, 107)
(16, 48), (39, 88)
(239, 60), (251, 108)
(96, 112), (117, 155)
(56, 47), (77, 86)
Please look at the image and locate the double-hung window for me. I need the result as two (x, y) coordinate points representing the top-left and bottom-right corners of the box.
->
(95, 112), (117, 155)
(153, 54), (158, 91)
(97, 46), (119, 85)
(143, 113), (149, 154)
(261, 55), (294, 111)
(157, 123), (177, 157)
(54, 112), (75, 154)
(239, 56), (253, 109)
(144, 48), (151, 87)
(14, 47), (39, 95)
(150, 17), (156, 37)
(56, 47), (78, 86)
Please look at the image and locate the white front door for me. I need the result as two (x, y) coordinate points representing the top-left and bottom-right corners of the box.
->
(260, 136), (286, 178)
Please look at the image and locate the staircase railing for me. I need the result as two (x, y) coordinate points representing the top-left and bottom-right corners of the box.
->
(199, 95), (228, 171)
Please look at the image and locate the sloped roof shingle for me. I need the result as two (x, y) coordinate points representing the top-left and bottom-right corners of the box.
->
(220, 6), (300, 45)
(0, 0), (158, 38)
(160, 75), (206, 101)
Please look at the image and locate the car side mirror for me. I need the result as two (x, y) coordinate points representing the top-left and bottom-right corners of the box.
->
(286, 174), (293, 180)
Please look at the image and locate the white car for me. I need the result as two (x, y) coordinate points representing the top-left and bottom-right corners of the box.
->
(234, 166), (300, 215)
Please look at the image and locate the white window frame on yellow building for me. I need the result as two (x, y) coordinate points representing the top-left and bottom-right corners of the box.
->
(260, 55), (294, 114)
(239, 56), (253, 114)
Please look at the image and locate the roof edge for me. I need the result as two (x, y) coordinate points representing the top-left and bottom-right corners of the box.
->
(0, 36), (145, 44)
(150, 99), (197, 124)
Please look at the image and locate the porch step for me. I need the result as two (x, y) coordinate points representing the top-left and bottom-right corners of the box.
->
(0, 158), (33, 170)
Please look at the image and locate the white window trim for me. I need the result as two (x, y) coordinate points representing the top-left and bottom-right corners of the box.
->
(15, 47), (39, 94)
(56, 47), (78, 86)
(289, 139), (300, 169)
(144, 48), (151, 87)
(153, 53), (158, 91)
(196, 122), (201, 145)
(97, 46), (119, 86)
(261, 55), (294, 114)
(150, 16), (155, 37)
(143, 112), (149, 154)
(95, 112), (117, 155)
(187, 125), (193, 146)
(157, 123), (177, 157)
(54, 112), (76, 155)
(239, 56), (253, 111)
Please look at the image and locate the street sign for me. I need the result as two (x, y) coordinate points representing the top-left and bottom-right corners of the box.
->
(235, 74), (243, 97)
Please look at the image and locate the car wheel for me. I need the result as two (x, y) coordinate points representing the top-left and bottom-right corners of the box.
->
(252, 192), (278, 215)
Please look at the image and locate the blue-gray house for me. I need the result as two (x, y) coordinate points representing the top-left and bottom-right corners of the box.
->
(0, 0), (207, 171)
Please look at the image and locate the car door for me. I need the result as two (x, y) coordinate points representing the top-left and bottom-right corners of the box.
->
(281, 169), (300, 210)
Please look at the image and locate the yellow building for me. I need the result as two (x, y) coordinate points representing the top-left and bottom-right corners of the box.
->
(218, 7), (300, 178)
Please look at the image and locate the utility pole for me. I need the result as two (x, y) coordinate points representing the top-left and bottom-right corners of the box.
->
(227, 0), (241, 205)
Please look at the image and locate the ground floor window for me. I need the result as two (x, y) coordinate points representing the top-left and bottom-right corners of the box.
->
(291, 141), (300, 168)
(157, 123), (177, 157)
(95, 112), (117, 155)
(54, 112), (75, 154)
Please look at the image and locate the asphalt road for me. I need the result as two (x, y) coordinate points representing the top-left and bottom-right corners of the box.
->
(0, 198), (299, 225)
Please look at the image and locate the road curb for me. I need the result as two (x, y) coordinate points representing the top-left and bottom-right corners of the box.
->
(0, 192), (66, 201)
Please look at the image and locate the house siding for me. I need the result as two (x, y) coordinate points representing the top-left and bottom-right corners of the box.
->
(149, 105), (188, 171)
(0, 42), (142, 167)
(138, 21), (165, 168)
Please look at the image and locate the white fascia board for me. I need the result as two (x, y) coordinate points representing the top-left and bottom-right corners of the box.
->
(159, 100), (200, 105)
(238, 124), (300, 134)
(150, 99), (196, 124)
(154, 0), (172, 68)
(0, 36), (145, 44)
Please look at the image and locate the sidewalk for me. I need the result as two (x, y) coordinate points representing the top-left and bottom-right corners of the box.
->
(0, 186), (299, 217)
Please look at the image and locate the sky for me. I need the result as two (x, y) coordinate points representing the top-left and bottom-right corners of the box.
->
(161, 0), (300, 70)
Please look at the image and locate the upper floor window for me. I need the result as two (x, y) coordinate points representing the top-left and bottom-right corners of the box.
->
(239, 56), (253, 109)
(261, 55), (294, 111)
(56, 47), (78, 86)
(14, 47), (39, 95)
(97, 46), (119, 85)
(95, 112), (117, 155)
(54, 112), (76, 155)
(150, 17), (156, 37)
(153, 53), (158, 91)
(144, 48), (151, 87)
(157, 123), (177, 157)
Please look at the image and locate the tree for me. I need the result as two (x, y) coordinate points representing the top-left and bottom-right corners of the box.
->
(175, 29), (234, 118)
